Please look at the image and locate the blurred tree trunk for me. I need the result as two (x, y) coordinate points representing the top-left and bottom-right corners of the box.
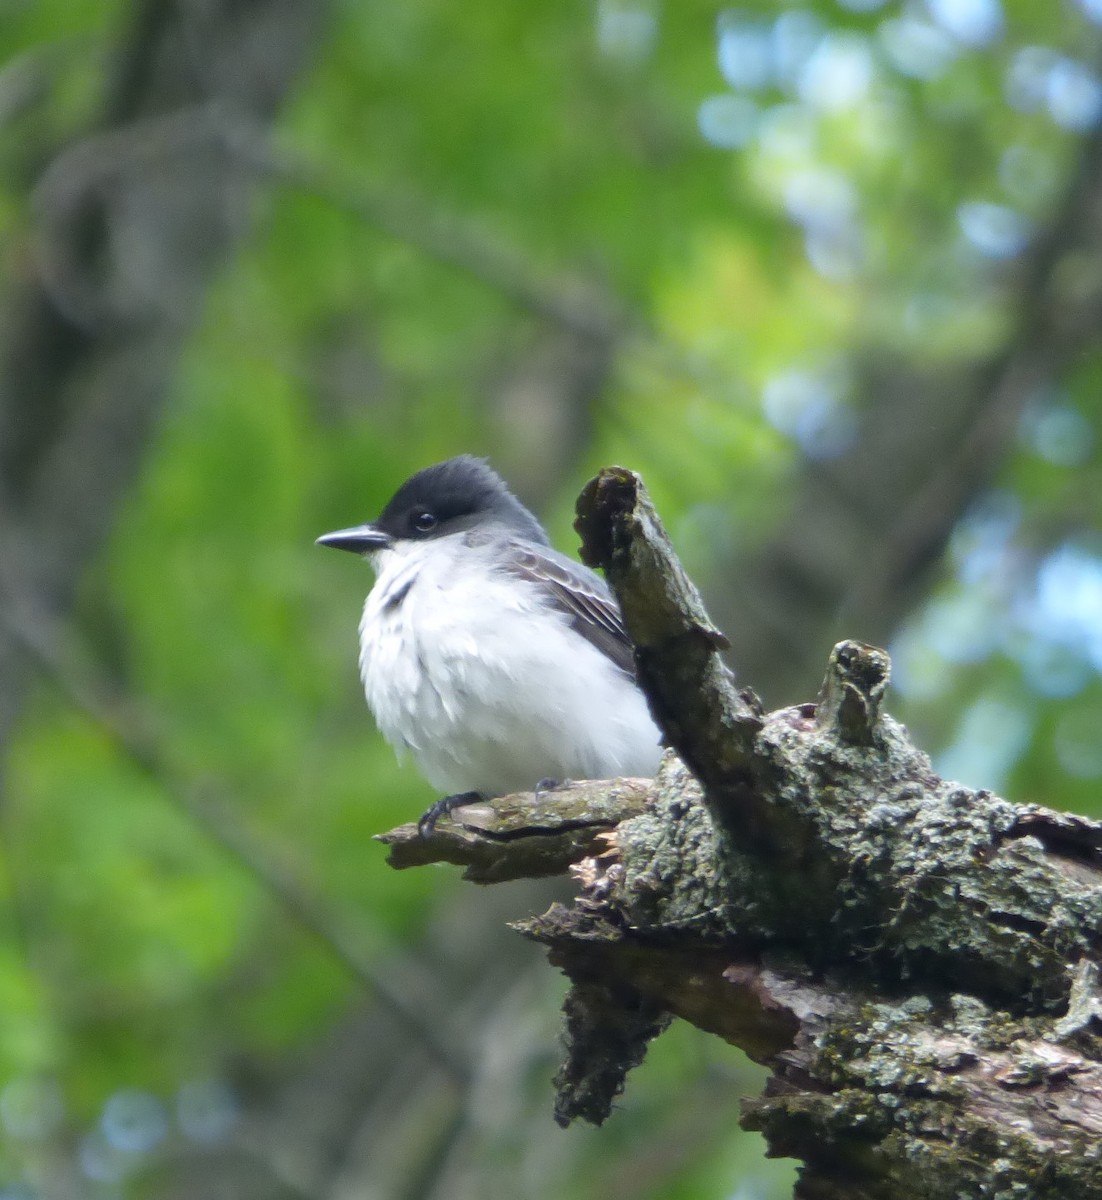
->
(0, 0), (327, 757)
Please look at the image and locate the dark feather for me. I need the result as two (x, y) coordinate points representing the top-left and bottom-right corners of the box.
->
(499, 541), (636, 678)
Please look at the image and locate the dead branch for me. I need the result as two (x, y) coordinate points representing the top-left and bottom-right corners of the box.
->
(380, 468), (1102, 1200)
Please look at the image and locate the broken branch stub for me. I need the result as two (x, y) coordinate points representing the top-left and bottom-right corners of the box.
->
(574, 466), (769, 850)
(815, 638), (891, 745)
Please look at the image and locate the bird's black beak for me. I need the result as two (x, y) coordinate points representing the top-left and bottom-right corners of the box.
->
(315, 524), (393, 554)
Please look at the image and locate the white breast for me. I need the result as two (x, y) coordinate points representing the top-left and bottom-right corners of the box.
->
(357, 536), (662, 798)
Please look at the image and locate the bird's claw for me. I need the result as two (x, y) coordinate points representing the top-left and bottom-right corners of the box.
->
(534, 777), (570, 800)
(417, 791), (484, 838)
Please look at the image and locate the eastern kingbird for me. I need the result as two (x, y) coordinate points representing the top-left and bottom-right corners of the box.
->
(317, 456), (663, 833)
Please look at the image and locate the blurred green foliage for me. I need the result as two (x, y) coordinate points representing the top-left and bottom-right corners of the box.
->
(4, 0), (1102, 1196)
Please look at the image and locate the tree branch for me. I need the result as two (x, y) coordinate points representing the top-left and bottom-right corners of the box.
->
(378, 778), (653, 883)
(380, 468), (1102, 1199)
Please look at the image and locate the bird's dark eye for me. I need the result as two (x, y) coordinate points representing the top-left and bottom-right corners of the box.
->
(412, 510), (437, 533)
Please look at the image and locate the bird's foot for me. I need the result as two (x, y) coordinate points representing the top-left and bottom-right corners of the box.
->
(418, 791), (484, 838)
(534, 777), (571, 800)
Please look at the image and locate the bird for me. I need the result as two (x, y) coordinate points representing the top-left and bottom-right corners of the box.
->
(316, 455), (663, 834)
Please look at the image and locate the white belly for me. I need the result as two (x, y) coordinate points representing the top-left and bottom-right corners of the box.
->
(357, 542), (662, 797)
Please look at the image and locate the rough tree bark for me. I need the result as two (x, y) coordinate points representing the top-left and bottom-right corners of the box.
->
(382, 468), (1102, 1200)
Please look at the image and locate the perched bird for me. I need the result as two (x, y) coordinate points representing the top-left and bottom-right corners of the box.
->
(317, 455), (662, 833)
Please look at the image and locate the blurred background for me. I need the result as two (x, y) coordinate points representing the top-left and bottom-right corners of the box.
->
(2, 0), (1102, 1196)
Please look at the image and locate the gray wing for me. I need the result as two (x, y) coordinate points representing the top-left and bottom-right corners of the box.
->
(499, 540), (636, 678)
